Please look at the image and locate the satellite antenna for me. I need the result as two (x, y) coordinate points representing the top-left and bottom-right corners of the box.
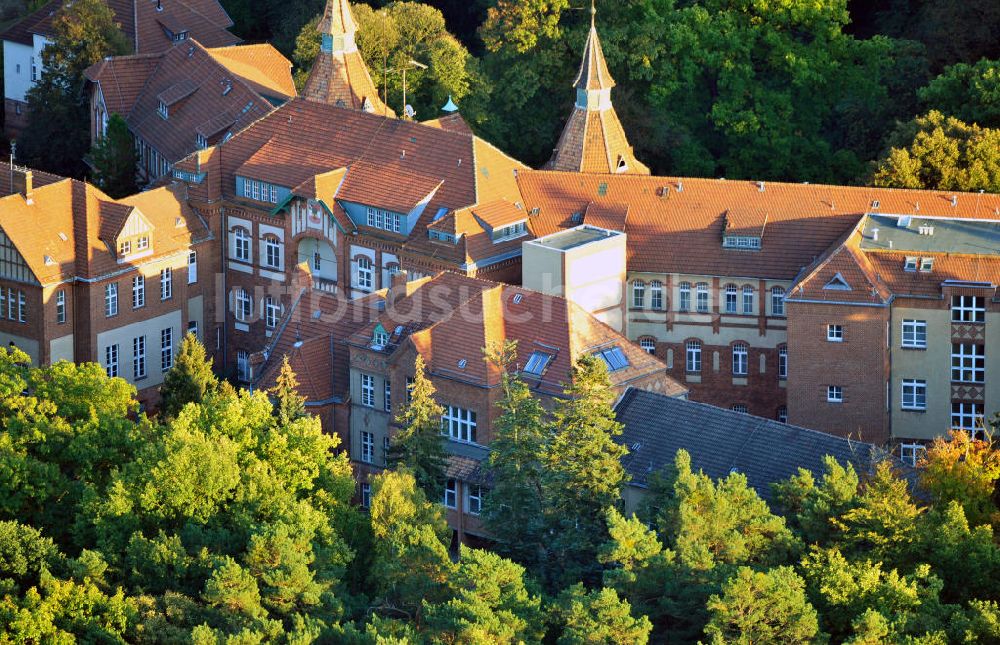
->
(404, 104), (416, 119)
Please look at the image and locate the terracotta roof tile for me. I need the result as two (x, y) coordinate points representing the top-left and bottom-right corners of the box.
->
(574, 21), (614, 91)
(206, 43), (295, 99)
(866, 252), (1000, 298)
(85, 53), (162, 115)
(301, 49), (393, 117)
(422, 112), (474, 136)
(471, 200), (528, 230)
(337, 161), (443, 216)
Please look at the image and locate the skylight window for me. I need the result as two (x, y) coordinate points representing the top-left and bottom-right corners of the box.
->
(904, 257), (917, 272)
(595, 346), (629, 372)
(522, 352), (552, 376)
(919, 257), (934, 272)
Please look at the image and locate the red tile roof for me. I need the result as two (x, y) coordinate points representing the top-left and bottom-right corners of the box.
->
(574, 19), (614, 91)
(337, 161), (443, 216)
(206, 43), (296, 99)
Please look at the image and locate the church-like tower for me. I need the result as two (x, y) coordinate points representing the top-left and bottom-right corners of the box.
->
(302, 0), (395, 117)
(546, 4), (648, 175)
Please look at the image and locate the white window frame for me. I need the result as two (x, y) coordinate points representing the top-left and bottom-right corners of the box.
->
(951, 403), (985, 436)
(361, 373), (375, 408)
(105, 344), (119, 378)
(17, 291), (25, 323)
(360, 482), (371, 509)
(901, 319), (927, 349)
(951, 295), (985, 323)
(188, 251), (197, 284)
(899, 443), (926, 467)
(105, 283), (118, 317)
(467, 485), (483, 515)
(133, 335), (146, 380)
(901, 379), (926, 410)
(160, 268), (172, 301)
(827, 385), (843, 403)
(235, 288), (252, 322)
(443, 479), (457, 509)
(777, 406), (788, 423)
(724, 284), (738, 314)
(771, 286), (785, 316)
(732, 404), (749, 414)
(264, 236), (281, 269)
(360, 431), (374, 464)
(132, 275), (145, 309)
(951, 343), (985, 383)
(678, 282), (691, 312)
(650, 280), (663, 309)
(233, 227), (251, 263)
(161, 328), (173, 372)
(742, 285), (754, 314)
(696, 283), (709, 313)
(56, 290), (65, 324)
(778, 345), (788, 380)
(384, 379), (392, 412)
(639, 338), (656, 354)
(732, 342), (748, 376)
(236, 349), (251, 382)
(356, 257), (373, 291)
(442, 405), (477, 444)
(632, 280), (645, 308)
(827, 324), (843, 342)
(265, 297), (280, 329)
(686, 340), (701, 373)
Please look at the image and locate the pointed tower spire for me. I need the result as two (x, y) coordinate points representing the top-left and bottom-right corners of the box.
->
(302, 0), (395, 117)
(546, 2), (648, 175)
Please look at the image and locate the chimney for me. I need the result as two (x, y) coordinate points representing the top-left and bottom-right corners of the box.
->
(387, 269), (412, 306)
(12, 168), (33, 204)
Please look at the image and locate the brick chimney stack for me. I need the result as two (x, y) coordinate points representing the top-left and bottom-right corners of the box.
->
(12, 168), (33, 204)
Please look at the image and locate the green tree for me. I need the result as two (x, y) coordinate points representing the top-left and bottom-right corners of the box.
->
(89, 113), (136, 198)
(918, 430), (1000, 530)
(704, 566), (820, 645)
(872, 110), (1000, 192)
(160, 332), (217, 420)
(553, 583), (652, 645)
(773, 456), (861, 546)
(269, 356), (307, 426)
(386, 355), (448, 499)
(919, 58), (1000, 127)
(19, 0), (129, 177)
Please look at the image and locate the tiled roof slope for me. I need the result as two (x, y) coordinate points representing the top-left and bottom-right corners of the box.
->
(615, 388), (879, 501)
(0, 169), (209, 285)
(87, 39), (286, 165)
(422, 112), (474, 136)
(175, 98), (528, 268)
(575, 12), (615, 91)
(867, 253), (1000, 298)
(3, 0), (237, 53)
(517, 171), (1000, 280)
(206, 43), (296, 100)
(787, 227), (893, 305)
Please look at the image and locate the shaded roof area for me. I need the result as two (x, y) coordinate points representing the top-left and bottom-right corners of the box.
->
(615, 388), (880, 501)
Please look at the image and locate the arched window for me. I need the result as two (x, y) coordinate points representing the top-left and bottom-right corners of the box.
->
(264, 296), (281, 329)
(632, 280), (646, 308)
(742, 285), (754, 314)
(724, 284), (738, 313)
(235, 288), (252, 322)
(233, 227), (250, 262)
(771, 286), (786, 317)
(650, 280), (664, 309)
(778, 344), (788, 379)
(686, 340), (701, 372)
(732, 342), (748, 375)
(678, 282), (691, 312)
(639, 337), (656, 354)
(356, 256), (373, 290)
(696, 283), (709, 312)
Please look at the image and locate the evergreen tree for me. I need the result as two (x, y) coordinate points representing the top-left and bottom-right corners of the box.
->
(269, 355), (306, 426)
(773, 456), (861, 546)
(553, 583), (652, 645)
(159, 332), (217, 420)
(386, 355), (448, 499)
(704, 566), (820, 645)
(89, 114), (137, 198)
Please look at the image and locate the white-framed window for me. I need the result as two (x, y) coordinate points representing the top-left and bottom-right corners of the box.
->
(360, 431), (374, 464)
(778, 345), (788, 379)
(132, 275), (145, 308)
(356, 257), (373, 290)
(595, 346), (630, 371)
(17, 291), (25, 323)
(0, 289), (5, 319)
(237, 349), (251, 382)
(901, 379), (926, 410)
(696, 282), (709, 313)
(951, 344), (985, 383)
(639, 338), (656, 354)
(900, 443), (926, 467)
(901, 319), (927, 348)
(771, 286), (785, 316)
(777, 406), (787, 423)
(443, 479), (457, 509)
(742, 285), (754, 314)
(523, 351), (552, 375)
(5, 288), (11, 320)
(495, 222), (527, 240)
(360, 482), (371, 509)
(133, 336), (146, 380)
(119, 240), (131, 256)
(724, 284), (738, 313)
(373, 327), (389, 347)
(678, 282), (691, 312)
(904, 257), (918, 272)
(827, 385), (843, 403)
(136, 235), (148, 251)
(196, 133), (208, 150)
(650, 281), (663, 309)
(632, 280), (645, 308)
(827, 324), (843, 342)
(264, 236), (281, 269)
(105, 344), (119, 378)
(235, 288), (252, 322)
(467, 485), (483, 515)
(157, 100), (168, 119)
(732, 342), (748, 376)
(265, 297), (280, 329)
(187, 320), (198, 339)
(951, 403), (985, 436)
(952, 295), (985, 323)
(366, 207), (402, 233)
(188, 251), (197, 284)
(160, 268), (172, 300)
(920, 257), (934, 272)
(361, 373), (375, 407)
(105, 283), (118, 317)
(442, 405), (477, 443)
(384, 380), (392, 412)
(233, 227), (251, 262)
(161, 328), (173, 372)
(732, 404), (748, 414)
(56, 290), (65, 324)
(383, 436), (391, 466)
(686, 340), (701, 372)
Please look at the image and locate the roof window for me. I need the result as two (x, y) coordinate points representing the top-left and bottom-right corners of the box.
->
(595, 346), (629, 372)
(522, 351), (552, 376)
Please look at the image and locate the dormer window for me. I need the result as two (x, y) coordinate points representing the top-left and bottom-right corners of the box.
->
(919, 257), (934, 272)
(428, 230), (456, 244)
(493, 221), (527, 241)
(158, 100), (168, 119)
(723, 235), (761, 250)
(196, 133), (208, 150)
(366, 207), (402, 234)
(173, 30), (189, 42)
(372, 323), (389, 349)
(904, 257), (917, 271)
(136, 235), (149, 251)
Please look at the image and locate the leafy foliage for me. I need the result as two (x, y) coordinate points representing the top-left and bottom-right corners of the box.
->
(386, 354), (448, 499)
(89, 113), (137, 198)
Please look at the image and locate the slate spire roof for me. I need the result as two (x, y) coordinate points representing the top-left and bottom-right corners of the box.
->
(302, 0), (395, 117)
(546, 3), (649, 176)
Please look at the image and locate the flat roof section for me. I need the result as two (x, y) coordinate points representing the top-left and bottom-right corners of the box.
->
(528, 224), (623, 251)
(860, 214), (1000, 255)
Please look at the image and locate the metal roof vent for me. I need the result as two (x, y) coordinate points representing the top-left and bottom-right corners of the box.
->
(758, 181), (765, 192)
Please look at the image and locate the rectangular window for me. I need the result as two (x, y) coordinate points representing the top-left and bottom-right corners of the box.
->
(771, 287), (785, 316)
(56, 290), (65, 324)
(900, 443), (925, 467)
(384, 380), (392, 412)
(443, 479), (457, 509)
(467, 485), (483, 516)
(678, 283), (690, 312)
(234, 228), (250, 262)
(360, 431), (374, 464)
(5, 288), (12, 321)
(827, 324), (843, 342)
(827, 385), (843, 403)
(742, 286), (754, 315)
(696, 283), (709, 313)
(952, 295), (986, 323)
(237, 349), (251, 382)
(650, 281), (663, 309)
(951, 344), (985, 383)
(161, 328), (173, 372)
(187, 320), (198, 339)
(632, 281), (645, 308)
(264, 238), (281, 269)
(265, 297), (280, 329)
(105, 344), (119, 378)
(136, 236), (149, 251)
(901, 320), (927, 348)
(132, 275), (145, 308)
(732, 343), (748, 376)
(361, 373), (375, 407)
(188, 251), (197, 283)
(383, 436), (391, 466)
(133, 335), (146, 380)
(0, 289), (5, 319)
(595, 346), (629, 371)
(724, 285), (737, 313)
(686, 341), (701, 373)
(951, 403), (985, 436)
(17, 291), (25, 323)
(235, 289), (252, 322)
(119, 240), (131, 256)
(160, 268), (172, 300)
(105, 283), (118, 317)
(901, 379), (926, 410)
(360, 482), (371, 509)
(356, 258), (373, 290)
(442, 405), (477, 443)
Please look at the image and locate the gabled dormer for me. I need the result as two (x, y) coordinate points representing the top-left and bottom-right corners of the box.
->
(110, 208), (154, 263)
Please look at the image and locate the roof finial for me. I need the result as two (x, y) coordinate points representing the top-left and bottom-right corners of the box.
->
(590, 0), (596, 28)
